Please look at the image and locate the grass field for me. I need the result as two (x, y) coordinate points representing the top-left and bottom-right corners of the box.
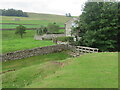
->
(2, 51), (71, 88)
(1, 24), (65, 29)
(2, 30), (55, 53)
(2, 52), (118, 88)
(1, 24), (40, 29)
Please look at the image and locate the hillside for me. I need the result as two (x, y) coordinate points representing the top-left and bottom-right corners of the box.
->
(1, 12), (72, 24)
(27, 12), (71, 23)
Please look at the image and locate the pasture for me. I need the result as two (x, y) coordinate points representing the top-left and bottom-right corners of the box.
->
(2, 52), (118, 88)
(2, 30), (55, 53)
(2, 13), (70, 53)
(1, 12), (70, 29)
(1, 22), (65, 29)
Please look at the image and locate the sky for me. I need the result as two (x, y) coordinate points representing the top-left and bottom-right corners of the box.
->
(0, 0), (88, 16)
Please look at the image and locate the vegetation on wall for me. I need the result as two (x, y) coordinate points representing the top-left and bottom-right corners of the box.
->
(53, 36), (74, 44)
(73, 1), (119, 52)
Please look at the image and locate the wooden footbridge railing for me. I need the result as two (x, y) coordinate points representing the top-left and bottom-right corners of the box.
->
(69, 45), (99, 57)
(76, 46), (99, 53)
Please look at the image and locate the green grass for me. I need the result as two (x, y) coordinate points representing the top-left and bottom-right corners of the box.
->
(58, 29), (65, 33)
(2, 51), (71, 88)
(1, 21), (65, 29)
(26, 52), (118, 88)
(2, 51), (70, 71)
(2, 30), (55, 53)
(2, 20), (52, 24)
(2, 28), (64, 53)
(2, 52), (118, 88)
(1, 24), (40, 29)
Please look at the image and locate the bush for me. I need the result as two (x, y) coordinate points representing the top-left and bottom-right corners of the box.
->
(47, 23), (59, 33)
(54, 36), (74, 42)
(36, 26), (47, 35)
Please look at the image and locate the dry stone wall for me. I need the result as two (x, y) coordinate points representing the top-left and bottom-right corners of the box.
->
(34, 34), (65, 40)
(2, 44), (69, 61)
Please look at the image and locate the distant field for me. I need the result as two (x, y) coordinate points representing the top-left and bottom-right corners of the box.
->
(1, 24), (40, 29)
(1, 24), (65, 29)
(1, 12), (71, 29)
(2, 52), (118, 88)
(1, 20), (64, 27)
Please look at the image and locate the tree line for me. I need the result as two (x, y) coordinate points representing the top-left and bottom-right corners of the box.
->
(0, 9), (28, 17)
(72, 1), (119, 52)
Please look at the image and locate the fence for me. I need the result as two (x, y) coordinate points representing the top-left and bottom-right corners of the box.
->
(76, 46), (99, 53)
(69, 45), (99, 57)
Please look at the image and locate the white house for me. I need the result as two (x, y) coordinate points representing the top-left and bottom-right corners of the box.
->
(64, 17), (79, 37)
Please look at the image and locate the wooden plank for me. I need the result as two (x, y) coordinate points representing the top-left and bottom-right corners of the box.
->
(76, 46), (98, 50)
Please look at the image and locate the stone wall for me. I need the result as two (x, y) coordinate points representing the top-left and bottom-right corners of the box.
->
(2, 44), (69, 61)
(34, 34), (65, 40)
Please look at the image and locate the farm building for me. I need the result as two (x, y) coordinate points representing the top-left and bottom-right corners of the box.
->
(65, 17), (79, 37)
(13, 18), (20, 21)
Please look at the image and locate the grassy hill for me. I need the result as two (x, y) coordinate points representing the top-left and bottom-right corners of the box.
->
(28, 12), (71, 23)
(1, 12), (71, 24)
(1, 12), (71, 29)
(2, 52), (118, 88)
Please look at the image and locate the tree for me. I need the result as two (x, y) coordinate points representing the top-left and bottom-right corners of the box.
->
(65, 13), (68, 17)
(36, 26), (48, 35)
(47, 23), (59, 33)
(74, 1), (119, 51)
(65, 13), (72, 17)
(0, 8), (28, 17)
(15, 25), (26, 38)
(68, 13), (71, 17)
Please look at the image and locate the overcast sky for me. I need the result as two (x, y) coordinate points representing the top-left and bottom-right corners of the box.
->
(0, 0), (88, 16)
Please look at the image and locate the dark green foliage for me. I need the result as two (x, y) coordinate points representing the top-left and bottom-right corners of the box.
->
(54, 36), (73, 43)
(0, 8), (28, 17)
(47, 23), (60, 33)
(36, 26), (48, 35)
(68, 13), (71, 17)
(15, 25), (26, 38)
(75, 2), (119, 51)
(65, 13), (72, 17)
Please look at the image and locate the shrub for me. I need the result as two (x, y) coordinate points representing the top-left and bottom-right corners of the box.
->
(36, 26), (48, 35)
(47, 23), (59, 34)
(54, 36), (74, 43)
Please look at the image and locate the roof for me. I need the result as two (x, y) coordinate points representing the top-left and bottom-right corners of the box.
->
(64, 17), (79, 24)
